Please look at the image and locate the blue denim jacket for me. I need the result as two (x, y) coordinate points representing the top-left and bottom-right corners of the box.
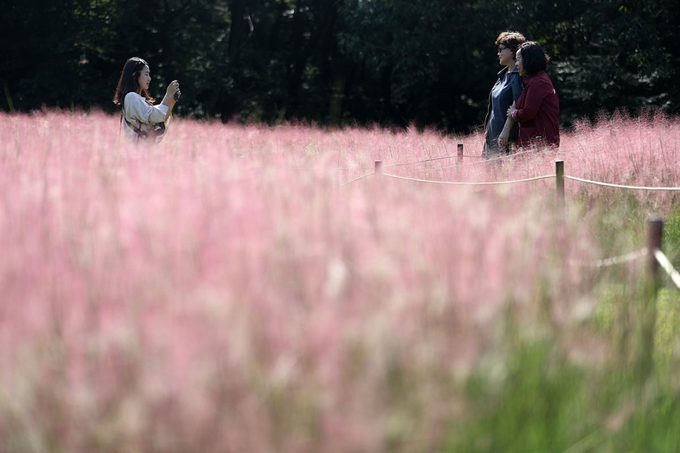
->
(483, 66), (523, 155)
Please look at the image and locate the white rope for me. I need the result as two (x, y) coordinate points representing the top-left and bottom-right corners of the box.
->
(382, 173), (555, 186)
(565, 175), (680, 191)
(437, 148), (549, 169)
(386, 154), (481, 168)
(654, 249), (680, 290)
(338, 172), (374, 187)
(340, 166), (680, 195)
(336, 153), (483, 172)
(572, 248), (648, 268)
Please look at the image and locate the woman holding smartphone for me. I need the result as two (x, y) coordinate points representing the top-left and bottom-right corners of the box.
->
(113, 57), (181, 143)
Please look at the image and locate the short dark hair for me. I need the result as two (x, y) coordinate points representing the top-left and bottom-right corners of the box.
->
(517, 42), (550, 75)
(495, 31), (527, 60)
(113, 57), (154, 107)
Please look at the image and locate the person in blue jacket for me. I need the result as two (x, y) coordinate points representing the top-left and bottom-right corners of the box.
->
(483, 31), (527, 157)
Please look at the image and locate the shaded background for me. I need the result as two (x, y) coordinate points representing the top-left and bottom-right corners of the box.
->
(2, 0), (679, 133)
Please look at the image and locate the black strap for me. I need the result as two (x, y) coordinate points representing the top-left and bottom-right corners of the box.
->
(121, 113), (149, 139)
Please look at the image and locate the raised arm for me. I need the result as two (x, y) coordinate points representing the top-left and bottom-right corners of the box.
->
(125, 92), (169, 125)
(161, 80), (181, 123)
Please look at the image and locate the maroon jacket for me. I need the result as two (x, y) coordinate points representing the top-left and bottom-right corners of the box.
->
(515, 71), (560, 147)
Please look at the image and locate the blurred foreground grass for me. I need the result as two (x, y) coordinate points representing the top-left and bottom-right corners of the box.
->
(2, 112), (680, 452)
(447, 205), (680, 453)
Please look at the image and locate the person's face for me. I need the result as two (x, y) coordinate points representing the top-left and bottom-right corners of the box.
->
(515, 51), (526, 76)
(136, 65), (151, 92)
(497, 45), (513, 67)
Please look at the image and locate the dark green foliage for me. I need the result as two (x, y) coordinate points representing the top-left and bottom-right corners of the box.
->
(664, 205), (680, 267)
(448, 341), (594, 452)
(447, 336), (680, 452)
(1, 0), (679, 131)
(608, 394), (680, 453)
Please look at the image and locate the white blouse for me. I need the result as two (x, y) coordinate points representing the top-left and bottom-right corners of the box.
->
(122, 92), (169, 143)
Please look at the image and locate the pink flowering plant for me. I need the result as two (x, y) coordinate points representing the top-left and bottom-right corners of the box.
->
(0, 110), (679, 452)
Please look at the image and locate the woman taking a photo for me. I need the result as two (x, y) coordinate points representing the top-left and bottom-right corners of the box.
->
(113, 57), (181, 143)
(483, 31), (526, 157)
(507, 42), (560, 148)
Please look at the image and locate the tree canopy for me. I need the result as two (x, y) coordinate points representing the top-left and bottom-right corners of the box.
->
(2, 0), (679, 132)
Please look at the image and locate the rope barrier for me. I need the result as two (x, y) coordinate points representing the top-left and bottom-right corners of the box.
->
(564, 175), (680, 191)
(653, 249), (680, 290)
(436, 148), (549, 169)
(336, 160), (679, 298)
(341, 159), (680, 195)
(338, 172), (374, 187)
(385, 154), (479, 168)
(335, 153), (482, 171)
(382, 173), (555, 186)
(571, 248), (648, 268)
(337, 147), (552, 172)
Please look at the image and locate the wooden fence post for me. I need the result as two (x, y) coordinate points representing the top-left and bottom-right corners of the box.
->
(647, 216), (663, 284)
(635, 216), (664, 380)
(374, 160), (382, 176)
(555, 160), (565, 211)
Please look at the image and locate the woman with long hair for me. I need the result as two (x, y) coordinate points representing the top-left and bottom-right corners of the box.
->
(113, 57), (181, 143)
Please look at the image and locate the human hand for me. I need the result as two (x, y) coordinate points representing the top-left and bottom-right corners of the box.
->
(507, 101), (517, 118)
(166, 80), (181, 100)
(498, 130), (510, 148)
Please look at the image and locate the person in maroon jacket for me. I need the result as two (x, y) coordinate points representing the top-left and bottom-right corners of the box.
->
(507, 41), (560, 148)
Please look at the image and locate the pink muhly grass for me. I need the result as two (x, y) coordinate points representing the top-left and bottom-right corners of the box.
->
(523, 111), (680, 213)
(0, 109), (661, 452)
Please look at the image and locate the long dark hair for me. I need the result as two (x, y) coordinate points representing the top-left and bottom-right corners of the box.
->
(113, 57), (154, 107)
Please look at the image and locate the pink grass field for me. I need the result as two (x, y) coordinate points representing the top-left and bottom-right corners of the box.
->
(0, 110), (679, 452)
